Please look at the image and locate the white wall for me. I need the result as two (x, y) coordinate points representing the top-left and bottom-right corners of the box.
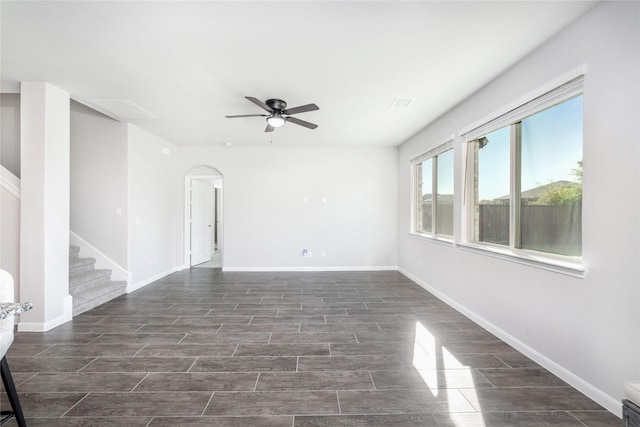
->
(397, 2), (639, 416)
(127, 124), (181, 288)
(0, 93), (21, 177)
(177, 146), (398, 270)
(0, 166), (20, 301)
(70, 101), (128, 267)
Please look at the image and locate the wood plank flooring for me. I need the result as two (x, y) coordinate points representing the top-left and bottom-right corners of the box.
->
(1, 270), (619, 426)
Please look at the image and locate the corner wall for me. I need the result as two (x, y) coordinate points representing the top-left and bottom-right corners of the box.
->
(397, 2), (639, 415)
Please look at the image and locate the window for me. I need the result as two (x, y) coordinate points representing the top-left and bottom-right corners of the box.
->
(466, 77), (583, 258)
(412, 142), (454, 237)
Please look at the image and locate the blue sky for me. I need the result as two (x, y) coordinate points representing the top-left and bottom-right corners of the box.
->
(478, 95), (582, 200)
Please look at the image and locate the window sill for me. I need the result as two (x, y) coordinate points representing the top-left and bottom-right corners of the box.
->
(455, 242), (586, 278)
(408, 232), (455, 247)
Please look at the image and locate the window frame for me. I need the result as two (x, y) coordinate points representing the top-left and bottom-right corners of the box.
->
(460, 76), (585, 272)
(410, 137), (454, 240)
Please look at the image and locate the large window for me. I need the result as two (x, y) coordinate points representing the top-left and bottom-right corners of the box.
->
(467, 77), (583, 258)
(413, 144), (454, 237)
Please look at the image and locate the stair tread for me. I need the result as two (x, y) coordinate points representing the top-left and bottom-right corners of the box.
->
(73, 281), (126, 300)
(70, 268), (112, 280)
(73, 283), (127, 316)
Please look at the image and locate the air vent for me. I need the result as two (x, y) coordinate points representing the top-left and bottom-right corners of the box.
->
(389, 98), (414, 108)
(82, 99), (158, 121)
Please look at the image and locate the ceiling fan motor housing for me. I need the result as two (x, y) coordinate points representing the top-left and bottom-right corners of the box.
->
(266, 99), (287, 111)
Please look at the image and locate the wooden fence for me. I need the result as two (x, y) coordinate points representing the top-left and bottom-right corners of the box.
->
(479, 203), (582, 256)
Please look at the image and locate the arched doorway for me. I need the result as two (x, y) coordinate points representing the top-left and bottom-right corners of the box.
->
(183, 166), (223, 268)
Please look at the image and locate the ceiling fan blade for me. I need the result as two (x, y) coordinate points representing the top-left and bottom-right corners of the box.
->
(225, 114), (268, 118)
(286, 116), (318, 130)
(265, 123), (275, 133)
(245, 96), (272, 112)
(284, 103), (319, 115)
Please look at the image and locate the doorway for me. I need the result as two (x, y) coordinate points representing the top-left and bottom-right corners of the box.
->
(184, 173), (223, 268)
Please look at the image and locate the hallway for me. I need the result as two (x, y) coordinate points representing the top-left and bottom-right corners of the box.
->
(1, 270), (618, 426)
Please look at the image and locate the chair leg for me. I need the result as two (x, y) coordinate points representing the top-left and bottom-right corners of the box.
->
(0, 356), (26, 427)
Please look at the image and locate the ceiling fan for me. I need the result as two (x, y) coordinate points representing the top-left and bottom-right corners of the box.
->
(226, 97), (319, 132)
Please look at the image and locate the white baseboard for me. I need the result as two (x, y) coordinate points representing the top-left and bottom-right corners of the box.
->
(18, 295), (73, 332)
(127, 267), (180, 293)
(63, 294), (73, 323)
(70, 231), (131, 284)
(398, 267), (622, 418)
(222, 266), (399, 272)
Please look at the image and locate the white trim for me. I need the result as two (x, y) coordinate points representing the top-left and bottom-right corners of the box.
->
(223, 266), (399, 272)
(183, 174), (224, 269)
(398, 267), (622, 418)
(458, 64), (587, 138)
(70, 231), (131, 284)
(456, 241), (585, 278)
(409, 134), (455, 165)
(183, 177), (191, 269)
(0, 165), (20, 198)
(127, 267), (180, 293)
(408, 232), (454, 247)
(18, 295), (72, 331)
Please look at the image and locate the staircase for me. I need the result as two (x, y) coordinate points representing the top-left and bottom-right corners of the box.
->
(69, 246), (127, 316)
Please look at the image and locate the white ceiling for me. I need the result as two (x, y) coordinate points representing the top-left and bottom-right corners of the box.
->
(1, 1), (596, 147)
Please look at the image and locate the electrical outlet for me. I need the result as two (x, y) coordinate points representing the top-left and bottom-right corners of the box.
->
(321, 251), (326, 258)
(308, 251), (313, 258)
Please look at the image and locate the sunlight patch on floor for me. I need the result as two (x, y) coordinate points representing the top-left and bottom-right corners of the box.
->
(413, 321), (485, 426)
(413, 320), (439, 397)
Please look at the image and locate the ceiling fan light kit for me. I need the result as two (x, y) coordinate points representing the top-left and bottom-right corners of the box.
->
(226, 96), (319, 132)
(266, 114), (285, 128)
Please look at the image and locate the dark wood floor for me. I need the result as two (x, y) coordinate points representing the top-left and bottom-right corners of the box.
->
(1, 269), (619, 426)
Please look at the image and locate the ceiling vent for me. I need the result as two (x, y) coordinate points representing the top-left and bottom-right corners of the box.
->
(389, 98), (414, 108)
(81, 99), (158, 121)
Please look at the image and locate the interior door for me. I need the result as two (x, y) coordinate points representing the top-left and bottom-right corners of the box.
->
(190, 179), (212, 266)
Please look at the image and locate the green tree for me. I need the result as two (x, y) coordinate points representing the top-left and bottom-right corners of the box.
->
(570, 160), (583, 182)
(534, 160), (583, 205)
